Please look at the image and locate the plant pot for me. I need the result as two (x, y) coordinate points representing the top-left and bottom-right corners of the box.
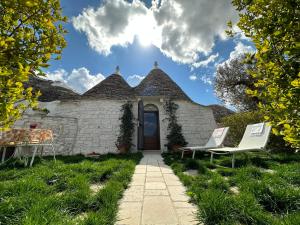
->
(171, 144), (182, 152)
(117, 145), (129, 154)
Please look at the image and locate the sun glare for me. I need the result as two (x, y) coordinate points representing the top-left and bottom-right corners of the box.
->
(131, 13), (160, 47)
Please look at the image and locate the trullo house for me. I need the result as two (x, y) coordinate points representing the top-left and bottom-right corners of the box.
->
(16, 63), (216, 155)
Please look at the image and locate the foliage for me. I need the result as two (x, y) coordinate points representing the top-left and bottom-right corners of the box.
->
(0, 0), (67, 130)
(215, 54), (258, 111)
(163, 99), (187, 150)
(116, 102), (134, 152)
(162, 152), (300, 225)
(221, 111), (290, 151)
(229, 0), (300, 148)
(0, 153), (142, 225)
(221, 111), (263, 146)
(221, 111), (294, 151)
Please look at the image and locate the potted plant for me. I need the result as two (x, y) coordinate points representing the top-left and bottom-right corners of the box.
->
(164, 99), (188, 151)
(116, 102), (134, 154)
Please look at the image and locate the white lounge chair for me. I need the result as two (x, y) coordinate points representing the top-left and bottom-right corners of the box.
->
(180, 127), (230, 159)
(208, 122), (272, 168)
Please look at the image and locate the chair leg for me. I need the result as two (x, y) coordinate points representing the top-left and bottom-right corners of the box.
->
(232, 154), (235, 168)
(51, 144), (56, 162)
(40, 146), (44, 158)
(29, 146), (38, 167)
(192, 150), (196, 159)
(1, 147), (6, 164)
(210, 152), (214, 163)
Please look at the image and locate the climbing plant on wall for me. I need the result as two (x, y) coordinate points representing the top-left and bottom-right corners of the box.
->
(116, 101), (134, 153)
(164, 99), (187, 151)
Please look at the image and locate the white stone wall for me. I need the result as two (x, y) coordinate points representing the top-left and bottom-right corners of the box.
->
(48, 100), (127, 154)
(14, 113), (78, 155)
(176, 101), (217, 147)
(16, 98), (216, 155)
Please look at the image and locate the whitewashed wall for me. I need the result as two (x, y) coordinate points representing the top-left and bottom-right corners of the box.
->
(176, 101), (216, 147)
(16, 98), (216, 155)
(14, 113), (78, 155)
(48, 100), (126, 154)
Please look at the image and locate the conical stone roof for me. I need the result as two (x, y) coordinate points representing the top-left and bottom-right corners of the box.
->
(134, 68), (191, 101)
(25, 76), (80, 102)
(82, 73), (134, 100)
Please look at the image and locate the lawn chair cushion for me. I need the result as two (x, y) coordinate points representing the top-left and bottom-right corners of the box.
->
(250, 122), (264, 136)
(212, 128), (225, 138)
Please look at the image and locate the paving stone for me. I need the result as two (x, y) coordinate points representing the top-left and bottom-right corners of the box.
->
(146, 165), (161, 172)
(142, 196), (179, 225)
(168, 186), (189, 202)
(161, 168), (174, 174)
(146, 177), (165, 182)
(136, 165), (147, 169)
(124, 185), (144, 194)
(146, 172), (162, 177)
(163, 174), (180, 180)
(116, 152), (198, 225)
(135, 168), (146, 174)
(164, 179), (182, 186)
(144, 189), (169, 196)
(132, 174), (146, 179)
(122, 192), (144, 202)
(116, 202), (142, 225)
(145, 182), (166, 190)
(175, 207), (198, 225)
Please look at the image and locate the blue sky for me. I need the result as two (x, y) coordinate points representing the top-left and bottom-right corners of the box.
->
(46, 0), (254, 106)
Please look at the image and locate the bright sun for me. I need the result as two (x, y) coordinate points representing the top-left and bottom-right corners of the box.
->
(132, 13), (159, 47)
(138, 33), (152, 47)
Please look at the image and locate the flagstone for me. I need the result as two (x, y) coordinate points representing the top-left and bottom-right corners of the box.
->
(116, 151), (197, 225)
(116, 202), (142, 225)
(145, 182), (166, 190)
(144, 189), (169, 196)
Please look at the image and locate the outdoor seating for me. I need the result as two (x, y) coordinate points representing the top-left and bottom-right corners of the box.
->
(208, 122), (272, 168)
(180, 127), (229, 159)
(0, 128), (55, 167)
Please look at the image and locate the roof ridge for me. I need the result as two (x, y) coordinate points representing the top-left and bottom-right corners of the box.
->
(82, 73), (134, 100)
(134, 68), (191, 101)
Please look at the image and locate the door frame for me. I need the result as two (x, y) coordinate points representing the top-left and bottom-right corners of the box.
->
(143, 110), (161, 150)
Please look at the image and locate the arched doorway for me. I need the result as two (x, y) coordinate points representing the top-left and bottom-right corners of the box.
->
(143, 104), (160, 150)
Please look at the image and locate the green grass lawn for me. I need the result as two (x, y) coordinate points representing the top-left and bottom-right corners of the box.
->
(0, 153), (142, 225)
(163, 152), (300, 225)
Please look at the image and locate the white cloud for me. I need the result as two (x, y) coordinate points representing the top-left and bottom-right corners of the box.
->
(189, 74), (197, 81)
(228, 42), (255, 61)
(127, 74), (145, 87)
(192, 53), (219, 68)
(72, 0), (238, 64)
(217, 41), (255, 67)
(200, 74), (213, 85)
(45, 67), (105, 94)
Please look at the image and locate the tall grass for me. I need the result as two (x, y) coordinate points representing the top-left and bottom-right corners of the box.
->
(0, 153), (142, 225)
(162, 152), (300, 225)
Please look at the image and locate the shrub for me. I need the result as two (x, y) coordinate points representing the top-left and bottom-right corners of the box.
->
(164, 99), (187, 150)
(221, 111), (263, 147)
(185, 159), (199, 170)
(116, 102), (134, 153)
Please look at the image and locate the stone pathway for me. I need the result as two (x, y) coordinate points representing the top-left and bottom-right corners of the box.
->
(116, 151), (198, 225)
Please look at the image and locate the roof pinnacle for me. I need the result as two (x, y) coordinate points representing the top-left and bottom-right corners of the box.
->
(115, 65), (120, 75)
